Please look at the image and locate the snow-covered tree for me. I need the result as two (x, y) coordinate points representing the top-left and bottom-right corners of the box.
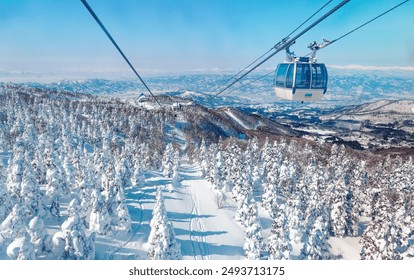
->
(268, 206), (292, 260)
(243, 197), (264, 260)
(32, 137), (47, 185)
(59, 199), (95, 260)
(223, 141), (242, 192)
(170, 154), (180, 190)
(360, 190), (405, 260)
(7, 231), (36, 260)
(0, 205), (26, 249)
(345, 160), (367, 236)
(285, 196), (304, 244)
(330, 191), (347, 237)
(162, 143), (174, 177)
(0, 161), (12, 222)
(261, 142), (283, 217)
(251, 164), (263, 198)
(147, 187), (182, 260)
(20, 157), (46, 218)
(300, 215), (331, 260)
(131, 159), (145, 188)
(116, 146), (133, 190)
(6, 143), (25, 201)
(45, 151), (68, 217)
(211, 150), (224, 190)
(199, 139), (209, 177)
(89, 188), (111, 235)
(76, 167), (95, 225)
(27, 216), (52, 257)
(234, 172), (254, 227)
(62, 153), (76, 193)
(111, 177), (131, 232)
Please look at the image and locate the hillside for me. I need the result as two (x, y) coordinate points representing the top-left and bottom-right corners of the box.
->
(0, 84), (413, 261)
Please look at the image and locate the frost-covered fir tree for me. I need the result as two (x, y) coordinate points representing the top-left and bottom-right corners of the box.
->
(234, 171), (255, 227)
(204, 143), (216, 184)
(251, 165), (263, 198)
(346, 160), (367, 236)
(162, 143), (174, 177)
(6, 142), (25, 201)
(33, 136), (47, 185)
(111, 176), (132, 232)
(22, 122), (37, 161)
(268, 206), (292, 260)
(327, 148), (355, 238)
(261, 142), (283, 218)
(199, 139), (209, 177)
(7, 231), (36, 260)
(62, 153), (76, 193)
(360, 191), (405, 260)
(0, 205), (26, 249)
(330, 192), (347, 237)
(211, 150), (224, 190)
(0, 162), (12, 222)
(45, 150), (68, 217)
(285, 196), (304, 244)
(232, 162), (248, 203)
(27, 216), (52, 257)
(89, 188), (111, 235)
(170, 151), (181, 190)
(147, 187), (182, 260)
(223, 141), (242, 192)
(76, 167), (95, 225)
(59, 199), (95, 260)
(243, 197), (264, 260)
(302, 160), (327, 234)
(117, 146), (133, 190)
(300, 215), (331, 260)
(131, 158), (145, 188)
(20, 156), (46, 218)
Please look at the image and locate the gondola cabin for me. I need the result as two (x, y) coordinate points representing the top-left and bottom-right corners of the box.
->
(273, 57), (328, 102)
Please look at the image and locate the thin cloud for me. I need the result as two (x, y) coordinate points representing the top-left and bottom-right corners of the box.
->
(328, 65), (414, 71)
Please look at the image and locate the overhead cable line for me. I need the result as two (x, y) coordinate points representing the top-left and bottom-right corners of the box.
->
(329, 0), (410, 45)
(225, 71), (274, 96)
(215, 0), (351, 97)
(303, 0), (410, 56)
(284, 0), (334, 39)
(211, 0), (334, 94)
(80, 0), (163, 108)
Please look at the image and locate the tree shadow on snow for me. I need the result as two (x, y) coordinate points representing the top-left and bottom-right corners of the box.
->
(177, 239), (244, 257)
(145, 178), (171, 187)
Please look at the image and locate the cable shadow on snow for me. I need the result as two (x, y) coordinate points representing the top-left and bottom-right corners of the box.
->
(174, 228), (226, 237)
(167, 211), (214, 222)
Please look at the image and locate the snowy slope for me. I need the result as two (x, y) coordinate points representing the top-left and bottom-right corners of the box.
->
(90, 157), (363, 260)
(1, 80), (412, 261)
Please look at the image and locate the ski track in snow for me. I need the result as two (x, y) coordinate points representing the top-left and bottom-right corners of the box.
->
(173, 118), (211, 260)
(184, 166), (210, 260)
(106, 187), (145, 260)
(188, 187), (208, 259)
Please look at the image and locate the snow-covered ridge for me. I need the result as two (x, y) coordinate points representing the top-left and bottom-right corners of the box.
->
(2, 69), (413, 108)
(321, 99), (414, 122)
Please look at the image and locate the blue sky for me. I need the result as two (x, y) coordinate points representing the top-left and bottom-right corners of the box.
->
(0, 0), (413, 76)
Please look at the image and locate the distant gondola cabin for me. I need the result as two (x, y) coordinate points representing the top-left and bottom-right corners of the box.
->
(273, 57), (328, 102)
